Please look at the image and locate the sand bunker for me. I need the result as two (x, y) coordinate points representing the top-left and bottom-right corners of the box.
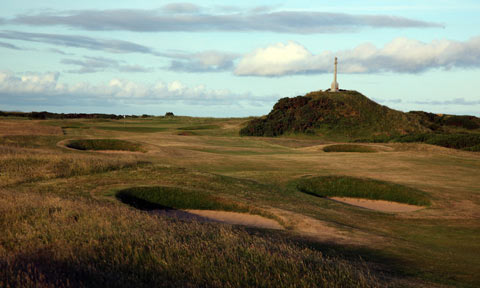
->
(330, 197), (424, 213)
(155, 209), (283, 230)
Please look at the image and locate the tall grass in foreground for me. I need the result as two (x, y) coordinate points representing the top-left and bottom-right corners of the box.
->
(0, 190), (381, 288)
(296, 176), (431, 206)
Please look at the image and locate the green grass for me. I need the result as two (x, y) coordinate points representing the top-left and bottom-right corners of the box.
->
(295, 176), (431, 206)
(116, 186), (247, 212)
(95, 126), (167, 133)
(67, 139), (143, 152)
(323, 144), (376, 153)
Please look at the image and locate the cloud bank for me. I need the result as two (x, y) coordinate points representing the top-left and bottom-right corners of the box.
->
(0, 71), (275, 108)
(235, 36), (480, 76)
(8, 8), (442, 34)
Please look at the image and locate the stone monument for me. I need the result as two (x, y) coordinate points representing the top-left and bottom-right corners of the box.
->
(330, 57), (339, 92)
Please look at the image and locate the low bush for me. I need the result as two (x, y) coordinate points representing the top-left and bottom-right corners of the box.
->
(295, 176), (430, 206)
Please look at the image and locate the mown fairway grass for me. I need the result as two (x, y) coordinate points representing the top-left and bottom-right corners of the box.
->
(323, 144), (376, 153)
(295, 176), (431, 206)
(67, 139), (143, 152)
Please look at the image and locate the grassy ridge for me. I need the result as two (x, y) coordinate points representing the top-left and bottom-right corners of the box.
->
(323, 144), (376, 153)
(67, 139), (143, 152)
(295, 176), (430, 206)
(116, 186), (247, 212)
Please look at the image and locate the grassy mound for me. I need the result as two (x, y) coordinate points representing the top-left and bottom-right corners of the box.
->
(240, 90), (428, 138)
(67, 139), (143, 152)
(295, 176), (430, 206)
(323, 144), (376, 153)
(116, 186), (247, 212)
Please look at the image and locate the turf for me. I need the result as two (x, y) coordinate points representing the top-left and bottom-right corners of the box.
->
(295, 176), (431, 206)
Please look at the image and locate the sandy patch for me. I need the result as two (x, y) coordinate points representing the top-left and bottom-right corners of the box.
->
(155, 209), (283, 230)
(330, 197), (424, 213)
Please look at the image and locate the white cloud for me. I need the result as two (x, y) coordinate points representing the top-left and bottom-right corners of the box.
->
(0, 71), (275, 107)
(235, 36), (480, 76)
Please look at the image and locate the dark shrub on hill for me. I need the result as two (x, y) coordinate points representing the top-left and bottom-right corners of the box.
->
(443, 116), (480, 130)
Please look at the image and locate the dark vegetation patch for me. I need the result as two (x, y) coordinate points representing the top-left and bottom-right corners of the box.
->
(177, 124), (220, 130)
(177, 131), (197, 136)
(409, 111), (480, 131)
(67, 139), (143, 152)
(95, 126), (166, 133)
(116, 186), (247, 212)
(358, 133), (480, 151)
(0, 111), (124, 120)
(323, 144), (376, 153)
(295, 176), (430, 206)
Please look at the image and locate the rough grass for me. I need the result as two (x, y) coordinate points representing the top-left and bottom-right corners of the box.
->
(323, 144), (376, 153)
(0, 145), (145, 185)
(0, 190), (380, 288)
(67, 139), (143, 152)
(116, 186), (247, 212)
(295, 176), (431, 206)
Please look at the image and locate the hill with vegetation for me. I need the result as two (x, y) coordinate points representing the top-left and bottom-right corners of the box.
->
(240, 90), (430, 139)
(240, 90), (480, 149)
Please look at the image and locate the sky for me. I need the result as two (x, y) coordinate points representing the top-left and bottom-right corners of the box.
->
(0, 0), (480, 117)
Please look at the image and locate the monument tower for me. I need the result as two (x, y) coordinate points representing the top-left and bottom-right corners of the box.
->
(330, 57), (339, 92)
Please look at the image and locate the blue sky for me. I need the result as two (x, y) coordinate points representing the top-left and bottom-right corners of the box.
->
(1, 0), (479, 116)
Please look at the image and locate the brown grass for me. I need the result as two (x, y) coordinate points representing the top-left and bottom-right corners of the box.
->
(0, 120), (62, 136)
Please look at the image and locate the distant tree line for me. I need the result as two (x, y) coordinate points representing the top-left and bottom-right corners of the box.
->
(0, 111), (156, 120)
